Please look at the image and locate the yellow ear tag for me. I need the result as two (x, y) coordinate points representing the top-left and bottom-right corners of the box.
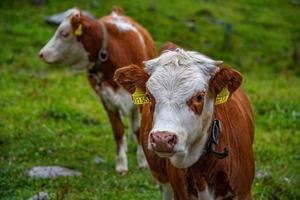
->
(132, 87), (150, 105)
(215, 86), (230, 105)
(74, 24), (82, 36)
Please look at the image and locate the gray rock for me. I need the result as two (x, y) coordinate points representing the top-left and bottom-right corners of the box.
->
(28, 166), (81, 179)
(283, 177), (291, 184)
(255, 170), (269, 179)
(185, 20), (197, 33)
(93, 156), (105, 164)
(28, 192), (48, 200)
(45, 8), (95, 25)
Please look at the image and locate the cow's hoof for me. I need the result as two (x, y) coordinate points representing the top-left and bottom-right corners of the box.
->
(116, 164), (128, 175)
(117, 169), (128, 175)
(138, 162), (148, 170)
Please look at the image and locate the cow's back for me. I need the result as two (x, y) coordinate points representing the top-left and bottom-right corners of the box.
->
(100, 15), (156, 69)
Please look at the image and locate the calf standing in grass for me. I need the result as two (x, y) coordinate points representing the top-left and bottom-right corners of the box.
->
(39, 7), (156, 174)
(115, 46), (255, 199)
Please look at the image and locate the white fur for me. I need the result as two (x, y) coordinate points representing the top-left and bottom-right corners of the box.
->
(100, 84), (134, 117)
(137, 144), (148, 168)
(145, 49), (219, 168)
(216, 192), (236, 200)
(159, 183), (173, 200)
(108, 12), (146, 52)
(190, 186), (214, 200)
(116, 136), (128, 174)
(39, 8), (91, 69)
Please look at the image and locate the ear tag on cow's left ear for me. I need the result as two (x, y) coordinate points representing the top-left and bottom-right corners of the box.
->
(215, 86), (230, 105)
(132, 87), (150, 105)
(74, 24), (83, 36)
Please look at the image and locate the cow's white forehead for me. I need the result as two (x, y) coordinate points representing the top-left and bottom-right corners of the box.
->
(145, 49), (218, 104)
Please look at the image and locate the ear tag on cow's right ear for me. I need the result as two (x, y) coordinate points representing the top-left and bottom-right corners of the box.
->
(74, 24), (83, 36)
(215, 86), (230, 105)
(132, 87), (150, 105)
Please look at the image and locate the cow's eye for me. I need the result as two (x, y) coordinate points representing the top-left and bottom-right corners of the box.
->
(196, 95), (203, 102)
(59, 30), (69, 38)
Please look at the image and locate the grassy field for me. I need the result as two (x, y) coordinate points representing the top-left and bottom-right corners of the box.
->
(0, 0), (299, 199)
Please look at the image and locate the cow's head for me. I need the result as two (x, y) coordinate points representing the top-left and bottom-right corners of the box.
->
(114, 49), (242, 168)
(39, 8), (97, 69)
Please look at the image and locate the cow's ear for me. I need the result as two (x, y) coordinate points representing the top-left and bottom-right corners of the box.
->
(112, 6), (124, 15)
(114, 64), (149, 94)
(209, 67), (243, 97)
(70, 15), (83, 36)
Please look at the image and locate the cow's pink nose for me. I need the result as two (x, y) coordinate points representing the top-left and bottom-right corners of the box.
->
(150, 131), (177, 153)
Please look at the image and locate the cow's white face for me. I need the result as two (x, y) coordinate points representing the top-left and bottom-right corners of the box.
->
(145, 49), (219, 168)
(39, 8), (91, 69)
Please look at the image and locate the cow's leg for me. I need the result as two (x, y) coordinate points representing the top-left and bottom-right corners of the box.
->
(159, 183), (173, 200)
(106, 109), (128, 175)
(130, 107), (148, 169)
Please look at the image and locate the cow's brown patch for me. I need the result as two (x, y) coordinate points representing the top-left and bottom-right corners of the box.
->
(112, 6), (124, 15)
(187, 91), (205, 115)
(71, 14), (103, 62)
(159, 41), (180, 53)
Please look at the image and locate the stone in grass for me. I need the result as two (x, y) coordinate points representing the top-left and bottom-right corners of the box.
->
(28, 192), (48, 200)
(45, 8), (95, 26)
(93, 156), (105, 165)
(28, 166), (81, 179)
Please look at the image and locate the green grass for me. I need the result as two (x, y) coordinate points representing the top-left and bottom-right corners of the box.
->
(0, 0), (299, 199)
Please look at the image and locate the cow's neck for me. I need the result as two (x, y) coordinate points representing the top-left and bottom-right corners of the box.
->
(83, 20), (118, 89)
(184, 118), (231, 198)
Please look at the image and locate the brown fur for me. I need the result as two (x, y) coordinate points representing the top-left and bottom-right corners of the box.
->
(114, 64), (149, 94)
(187, 91), (205, 115)
(159, 41), (180, 53)
(72, 8), (156, 163)
(114, 45), (254, 199)
(209, 67), (243, 97)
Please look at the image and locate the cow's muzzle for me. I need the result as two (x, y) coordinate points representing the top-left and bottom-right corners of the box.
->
(150, 131), (177, 153)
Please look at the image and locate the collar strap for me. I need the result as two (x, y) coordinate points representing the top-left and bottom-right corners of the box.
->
(206, 119), (229, 159)
(88, 21), (108, 75)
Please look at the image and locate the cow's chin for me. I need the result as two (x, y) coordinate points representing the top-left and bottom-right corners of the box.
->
(169, 151), (196, 168)
(153, 149), (196, 169)
(155, 141), (206, 169)
(42, 56), (59, 64)
(70, 60), (89, 70)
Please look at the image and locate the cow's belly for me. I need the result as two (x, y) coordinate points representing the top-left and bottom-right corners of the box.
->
(99, 84), (134, 116)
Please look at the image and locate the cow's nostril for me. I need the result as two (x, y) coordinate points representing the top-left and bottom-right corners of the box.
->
(150, 133), (155, 143)
(167, 135), (177, 145)
(150, 131), (177, 153)
(39, 52), (44, 59)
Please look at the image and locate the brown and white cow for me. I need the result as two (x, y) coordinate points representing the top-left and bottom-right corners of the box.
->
(39, 7), (156, 174)
(114, 44), (255, 199)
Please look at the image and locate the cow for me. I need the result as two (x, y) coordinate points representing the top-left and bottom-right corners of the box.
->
(114, 43), (255, 199)
(39, 7), (156, 174)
